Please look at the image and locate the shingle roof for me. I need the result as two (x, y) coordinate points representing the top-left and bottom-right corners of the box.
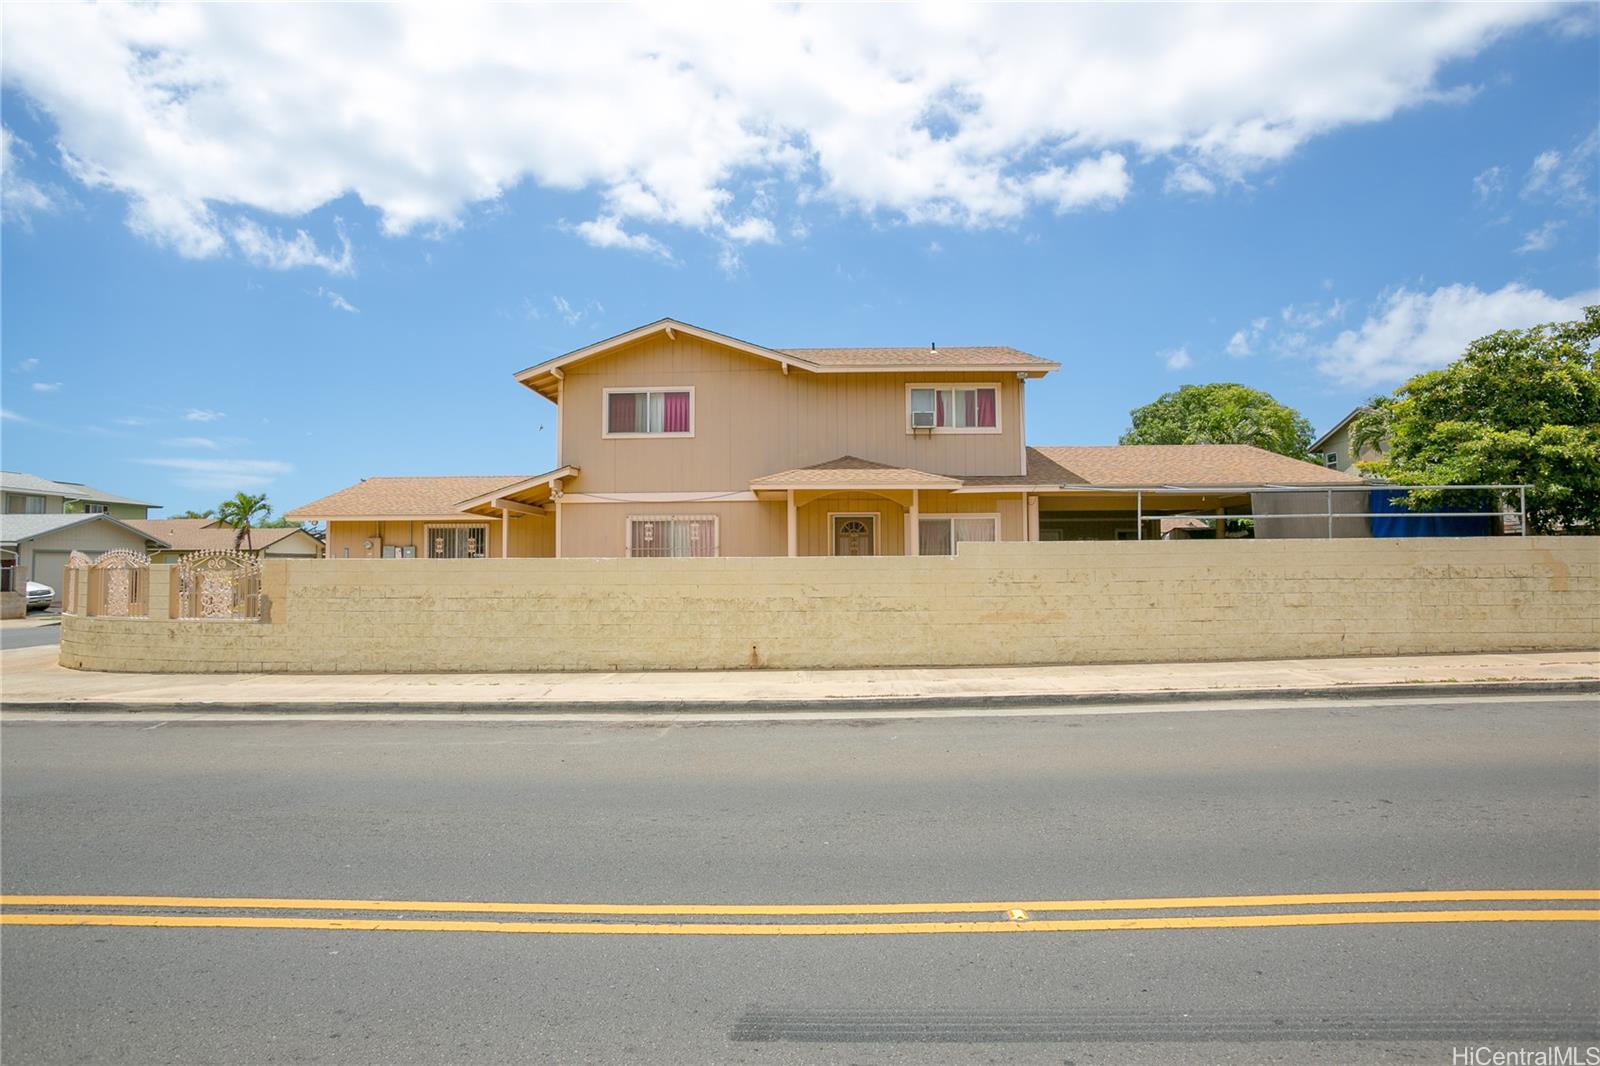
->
(284, 476), (534, 519)
(751, 456), (961, 489)
(778, 345), (1056, 369)
(0, 471), (158, 508)
(0, 513), (169, 547)
(1028, 445), (1365, 487)
(128, 518), (310, 552)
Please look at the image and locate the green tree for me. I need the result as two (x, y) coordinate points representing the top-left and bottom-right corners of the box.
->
(215, 492), (272, 550)
(1358, 306), (1600, 534)
(1120, 383), (1316, 459)
(174, 508), (215, 520)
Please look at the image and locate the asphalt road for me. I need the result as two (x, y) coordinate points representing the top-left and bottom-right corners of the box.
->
(0, 615), (61, 650)
(2, 696), (1597, 1064)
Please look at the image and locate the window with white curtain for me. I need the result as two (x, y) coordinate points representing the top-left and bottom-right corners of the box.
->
(604, 388), (694, 436)
(907, 385), (999, 432)
(918, 515), (998, 555)
(627, 515), (718, 557)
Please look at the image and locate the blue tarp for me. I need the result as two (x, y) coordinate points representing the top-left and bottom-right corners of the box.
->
(1369, 489), (1495, 538)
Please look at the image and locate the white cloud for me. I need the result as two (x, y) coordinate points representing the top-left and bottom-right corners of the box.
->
(1162, 345), (1192, 370)
(15, 357), (40, 372)
(230, 217), (353, 275)
(1164, 163), (1217, 197)
(1521, 130), (1597, 206)
(1515, 219), (1565, 254)
(113, 415), (151, 427)
(551, 295), (603, 326)
(184, 408), (226, 422)
(1472, 165), (1504, 204)
(30, 381), (62, 392)
(570, 215), (675, 260)
(316, 287), (359, 313)
(1317, 282), (1599, 387)
(1226, 318), (1267, 357)
(163, 436), (221, 450)
(1027, 152), (1131, 212)
(1, 409), (31, 423)
(0, 4), (1555, 257)
(137, 457), (293, 490)
(723, 216), (778, 244)
(0, 126), (60, 224)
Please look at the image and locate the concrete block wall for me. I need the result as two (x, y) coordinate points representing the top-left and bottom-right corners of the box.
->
(58, 537), (1600, 673)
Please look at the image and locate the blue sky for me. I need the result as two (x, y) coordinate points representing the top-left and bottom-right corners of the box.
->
(2, 4), (1596, 517)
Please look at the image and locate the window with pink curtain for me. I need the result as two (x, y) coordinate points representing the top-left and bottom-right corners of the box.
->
(662, 391), (691, 433)
(935, 390), (946, 427)
(976, 388), (996, 428)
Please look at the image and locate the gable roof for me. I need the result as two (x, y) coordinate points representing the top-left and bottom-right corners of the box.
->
(1309, 407), (1369, 454)
(0, 512), (170, 547)
(1028, 445), (1365, 487)
(0, 471), (158, 508)
(751, 455), (962, 490)
(515, 318), (1059, 399)
(284, 476), (535, 520)
(128, 518), (311, 552)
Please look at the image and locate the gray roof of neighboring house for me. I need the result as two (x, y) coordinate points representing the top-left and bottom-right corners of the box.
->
(0, 471), (159, 508)
(0, 513), (170, 548)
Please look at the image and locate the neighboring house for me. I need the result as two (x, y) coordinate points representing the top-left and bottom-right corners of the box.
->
(1310, 408), (1385, 474)
(287, 318), (1362, 557)
(0, 514), (170, 604)
(129, 518), (324, 563)
(0, 471), (159, 519)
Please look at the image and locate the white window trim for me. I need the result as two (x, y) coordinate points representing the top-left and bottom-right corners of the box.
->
(905, 383), (1003, 435)
(422, 523), (490, 559)
(625, 513), (720, 558)
(916, 512), (1001, 555)
(826, 511), (880, 556)
(602, 386), (697, 439)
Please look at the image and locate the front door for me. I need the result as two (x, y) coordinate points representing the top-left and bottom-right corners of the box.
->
(832, 515), (876, 556)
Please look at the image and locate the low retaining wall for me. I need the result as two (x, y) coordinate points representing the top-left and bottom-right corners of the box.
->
(59, 538), (1598, 673)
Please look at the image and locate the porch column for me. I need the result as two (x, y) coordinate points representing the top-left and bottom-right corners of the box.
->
(500, 508), (510, 557)
(553, 478), (563, 558)
(908, 489), (920, 556)
(786, 490), (797, 557)
(1026, 494), (1040, 542)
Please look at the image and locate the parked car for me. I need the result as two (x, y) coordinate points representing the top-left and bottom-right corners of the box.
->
(25, 581), (54, 610)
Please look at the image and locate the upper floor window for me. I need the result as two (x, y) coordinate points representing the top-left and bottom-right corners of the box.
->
(605, 388), (693, 437)
(84, 503), (109, 514)
(4, 493), (46, 514)
(1323, 452), (1339, 469)
(907, 385), (999, 433)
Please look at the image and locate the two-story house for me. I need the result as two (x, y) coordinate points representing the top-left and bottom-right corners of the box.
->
(286, 318), (1361, 556)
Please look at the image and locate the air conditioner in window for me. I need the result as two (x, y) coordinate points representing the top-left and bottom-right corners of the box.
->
(911, 410), (936, 429)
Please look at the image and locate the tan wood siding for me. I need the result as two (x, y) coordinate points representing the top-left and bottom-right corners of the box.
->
(560, 333), (1025, 492)
(327, 516), (554, 559)
(795, 494), (906, 556)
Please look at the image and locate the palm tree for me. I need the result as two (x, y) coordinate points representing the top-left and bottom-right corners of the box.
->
(216, 492), (272, 551)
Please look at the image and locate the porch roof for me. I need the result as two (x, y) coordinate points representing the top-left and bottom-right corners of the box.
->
(751, 456), (962, 493)
(457, 466), (579, 516)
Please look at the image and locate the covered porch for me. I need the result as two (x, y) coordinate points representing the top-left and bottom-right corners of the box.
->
(751, 456), (1029, 556)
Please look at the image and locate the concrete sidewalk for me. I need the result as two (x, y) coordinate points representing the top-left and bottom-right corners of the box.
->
(1, 645), (1595, 713)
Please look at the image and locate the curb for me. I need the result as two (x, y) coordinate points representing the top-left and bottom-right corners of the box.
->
(3, 679), (1596, 717)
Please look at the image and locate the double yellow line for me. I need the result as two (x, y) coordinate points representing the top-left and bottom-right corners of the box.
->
(2, 889), (1596, 937)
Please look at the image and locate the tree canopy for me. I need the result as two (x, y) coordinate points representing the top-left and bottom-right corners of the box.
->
(1352, 306), (1599, 534)
(215, 492), (272, 550)
(1119, 383), (1315, 459)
